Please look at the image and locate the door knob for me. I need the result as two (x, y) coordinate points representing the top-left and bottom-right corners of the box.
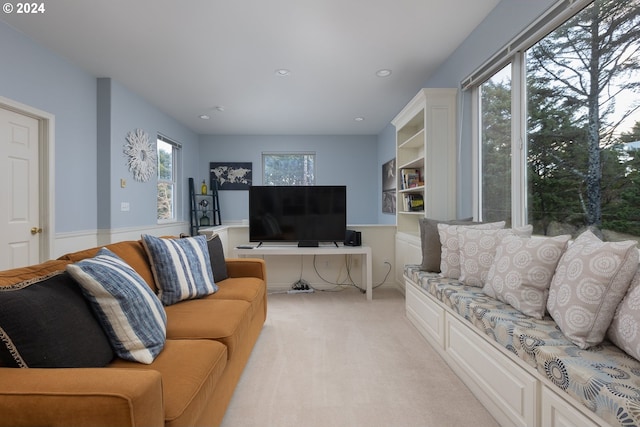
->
(30, 227), (42, 235)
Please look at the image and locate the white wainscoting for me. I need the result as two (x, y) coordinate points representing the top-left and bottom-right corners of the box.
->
(54, 223), (398, 294)
(201, 224), (398, 293)
(53, 221), (189, 258)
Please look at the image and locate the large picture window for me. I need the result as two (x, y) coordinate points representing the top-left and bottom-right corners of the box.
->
(474, 0), (640, 240)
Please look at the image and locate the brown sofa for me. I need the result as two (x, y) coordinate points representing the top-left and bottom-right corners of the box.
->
(0, 238), (267, 427)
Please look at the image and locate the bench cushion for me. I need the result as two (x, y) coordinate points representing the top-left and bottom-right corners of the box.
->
(405, 265), (640, 427)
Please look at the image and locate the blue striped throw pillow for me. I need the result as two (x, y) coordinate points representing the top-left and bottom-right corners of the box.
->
(66, 248), (167, 364)
(141, 234), (218, 306)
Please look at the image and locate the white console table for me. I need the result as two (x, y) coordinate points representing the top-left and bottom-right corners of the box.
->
(234, 244), (374, 300)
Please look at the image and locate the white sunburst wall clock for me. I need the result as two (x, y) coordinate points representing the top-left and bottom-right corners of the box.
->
(124, 128), (157, 182)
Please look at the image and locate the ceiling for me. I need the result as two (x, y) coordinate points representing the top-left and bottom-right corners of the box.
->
(2, 0), (501, 135)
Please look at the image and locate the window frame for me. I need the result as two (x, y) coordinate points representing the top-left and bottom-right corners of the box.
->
(468, 0), (594, 227)
(262, 152), (316, 186)
(156, 134), (181, 223)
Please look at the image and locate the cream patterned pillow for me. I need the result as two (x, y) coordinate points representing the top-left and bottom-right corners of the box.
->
(438, 221), (505, 279)
(608, 269), (640, 361)
(484, 234), (570, 319)
(547, 229), (638, 349)
(457, 225), (533, 287)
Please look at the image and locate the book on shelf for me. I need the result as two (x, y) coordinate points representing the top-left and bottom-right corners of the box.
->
(400, 168), (423, 190)
(402, 193), (424, 212)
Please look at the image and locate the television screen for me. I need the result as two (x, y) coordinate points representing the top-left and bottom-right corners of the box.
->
(249, 186), (347, 246)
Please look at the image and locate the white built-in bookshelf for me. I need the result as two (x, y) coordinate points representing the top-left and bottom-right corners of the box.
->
(392, 88), (457, 287)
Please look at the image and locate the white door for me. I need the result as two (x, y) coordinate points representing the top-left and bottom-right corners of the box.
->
(0, 107), (40, 269)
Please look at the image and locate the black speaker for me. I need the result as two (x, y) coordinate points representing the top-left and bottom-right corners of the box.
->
(344, 230), (361, 246)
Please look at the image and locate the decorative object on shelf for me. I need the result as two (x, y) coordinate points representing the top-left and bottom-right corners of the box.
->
(199, 199), (210, 226)
(188, 178), (220, 235)
(210, 162), (252, 190)
(382, 158), (396, 214)
(124, 128), (156, 182)
(201, 180), (208, 195)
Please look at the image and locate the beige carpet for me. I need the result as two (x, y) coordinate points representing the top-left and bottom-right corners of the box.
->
(221, 287), (499, 427)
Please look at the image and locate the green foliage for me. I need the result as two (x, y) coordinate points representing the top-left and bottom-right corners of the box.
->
(481, 0), (640, 238)
(263, 154), (315, 185)
(157, 146), (173, 219)
(158, 148), (172, 181)
(481, 76), (512, 224)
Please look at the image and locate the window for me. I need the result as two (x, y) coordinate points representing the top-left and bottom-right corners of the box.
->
(157, 135), (181, 221)
(472, 0), (640, 240)
(480, 64), (512, 225)
(262, 152), (315, 185)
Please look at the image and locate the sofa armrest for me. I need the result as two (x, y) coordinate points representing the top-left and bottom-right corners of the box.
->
(0, 367), (164, 427)
(225, 258), (266, 281)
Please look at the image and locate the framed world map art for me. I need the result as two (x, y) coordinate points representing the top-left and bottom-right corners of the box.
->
(210, 162), (252, 190)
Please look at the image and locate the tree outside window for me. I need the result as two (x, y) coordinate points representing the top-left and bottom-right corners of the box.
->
(479, 0), (640, 241)
(263, 153), (315, 185)
(481, 65), (512, 225)
(157, 138), (178, 221)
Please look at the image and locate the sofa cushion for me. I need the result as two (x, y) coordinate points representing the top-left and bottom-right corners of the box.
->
(142, 234), (217, 306)
(484, 234), (570, 319)
(418, 217), (474, 272)
(547, 229), (638, 349)
(205, 277), (266, 319)
(0, 271), (114, 368)
(457, 226), (532, 287)
(437, 221), (505, 279)
(60, 240), (157, 292)
(0, 259), (70, 287)
(206, 233), (229, 282)
(164, 298), (251, 359)
(67, 248), (167, 364)
(608, 269), (640, 361)
(109, 339), (227, 426)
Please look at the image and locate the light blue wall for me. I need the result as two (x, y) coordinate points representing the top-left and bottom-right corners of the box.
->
(0, 20), (199, 234)
(198, 135), (379, 225)
(0, 20), (97, 233)
(1, 0), (560, 236)
(421, 0), (556, 218)
(101, 79), (199, 229)
(377, 123), (396, 224)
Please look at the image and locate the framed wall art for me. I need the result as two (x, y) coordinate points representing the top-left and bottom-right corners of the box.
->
(382, 158), (396, 214)
(210, 162), (252, 190)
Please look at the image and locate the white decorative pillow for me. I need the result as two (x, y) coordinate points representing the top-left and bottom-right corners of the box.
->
(141, 234), (217, 306)
(484, 234), (570, 319)
(457, 225), (532, 287)
(438, 221), (505, 279)
(608, 269), (640, 361)
(66, 248), (167, 364)
(547, 229), (638, 349)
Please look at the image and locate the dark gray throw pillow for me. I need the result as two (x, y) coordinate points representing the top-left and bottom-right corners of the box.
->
(419, 217), (475, 272)
(0, 271), (114, 368)
(207, 233), (228, 282)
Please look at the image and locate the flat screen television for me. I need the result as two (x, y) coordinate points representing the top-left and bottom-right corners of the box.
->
(249, 185), (347, 246)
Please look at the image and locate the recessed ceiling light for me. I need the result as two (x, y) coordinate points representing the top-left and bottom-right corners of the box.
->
(376, 69), (392, 77)
(199, 114), (210, 120)
(215, 106), (225, 112)
(275, 69), (291, 77)
(354, 117), (365, 122)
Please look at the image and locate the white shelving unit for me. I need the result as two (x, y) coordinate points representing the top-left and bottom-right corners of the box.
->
(392, 88), (457, 288)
